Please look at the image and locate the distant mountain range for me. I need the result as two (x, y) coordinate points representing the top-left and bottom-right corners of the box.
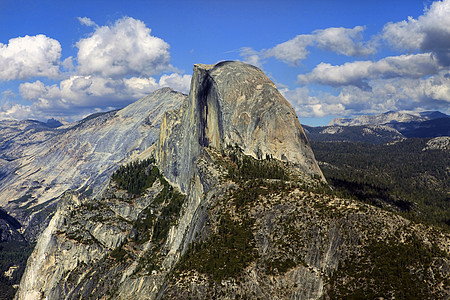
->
(329, 110), (448, 126)
(304, 111), (449, 143)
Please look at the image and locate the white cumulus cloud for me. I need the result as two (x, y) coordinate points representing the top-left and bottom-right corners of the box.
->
(0, 103), (36, 120)
(297, 53), (441, 90)
(123, 77), (159, 97)
(239, 47), (263, 68)
(0, 35), (61, 80)
(334, 73), (450, 115)
(158, 73), (191, 94)
(264, 34), (315, 65)
(77, 17), (97, 27)
(282, 69), (450, 118)
(76, 16), (172, 77)
(281, 87), (346, 117)
(382, 0), (450, 66)
(314, 26), (376, 57)
(1, 16), (190, 121)
(19, 81), (48, 100)
(17, 72), (191, 120)
(241, 26), (375, 66)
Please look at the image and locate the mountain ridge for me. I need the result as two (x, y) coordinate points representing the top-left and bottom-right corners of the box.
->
(0, 87), (185, 242)
(304, 110), (449, 143)
(329, 110), (449, 126)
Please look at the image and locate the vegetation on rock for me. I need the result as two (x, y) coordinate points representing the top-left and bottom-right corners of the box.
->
(175, 213), (258, 282)
(0, 241), (33, 299)
(223, 144), (288, 182)
(111, 158), (159, 196)
(328, 233), (449, 299)
(165, 147), (449, 299)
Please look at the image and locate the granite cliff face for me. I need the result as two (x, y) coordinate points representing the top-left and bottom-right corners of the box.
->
(0, 88), (184, 241)
(156, 61), (323, 193)
(15, 62), (449, 299)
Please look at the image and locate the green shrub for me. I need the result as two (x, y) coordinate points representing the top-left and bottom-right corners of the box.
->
(311, 140), (450, 230)
(110, 246), (127, 261)
(225, 146), (288, 182)
(111, 158), (158, 196)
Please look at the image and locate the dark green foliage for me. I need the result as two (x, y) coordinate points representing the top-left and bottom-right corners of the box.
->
(171, 148), (292, 281)
(132, 168), (185, 245)
(225, 145), (288, 182)
(110, 160), (186, 274)
(220, 145), (339, 206)
(0, 241), (34, 299)
(111, 158), (158, 196)
(0, 209), (21, 230)
(175, 214), (258, 281)
(137, 251), (162, 273)
(9, 193), (32, 204)
(151, 187), (185, 245)
(109, 245), (127, 262)
(219, 146), (295, 209)
(311, 139), (450, 230)
(232, 180), (266, 208)
(231, 179), (293, 209)
(133, 209), (156, 245)
(265, 257), (297, 275)
(328, 234), (448, 299)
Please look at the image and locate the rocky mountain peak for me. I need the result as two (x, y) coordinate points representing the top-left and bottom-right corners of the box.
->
(157, 61), (323, 192)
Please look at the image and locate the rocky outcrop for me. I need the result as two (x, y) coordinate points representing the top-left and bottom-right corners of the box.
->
(163, 150), (450, 299)
(15, 180), (167, 300)
(303, 124), (405, 144)
(326, 110), (449, 140)
(423, 136), (450, 151)
(0, 208), (24, 243)
(0, 119), (59, 161)
(147, 60), (325, 293)
(16, 61), (326, 299)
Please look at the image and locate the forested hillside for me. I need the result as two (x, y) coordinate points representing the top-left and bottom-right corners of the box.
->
(311, 138), (450, 231)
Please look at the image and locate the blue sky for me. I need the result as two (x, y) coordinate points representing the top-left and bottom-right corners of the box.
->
(1, 0), (449, 125)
